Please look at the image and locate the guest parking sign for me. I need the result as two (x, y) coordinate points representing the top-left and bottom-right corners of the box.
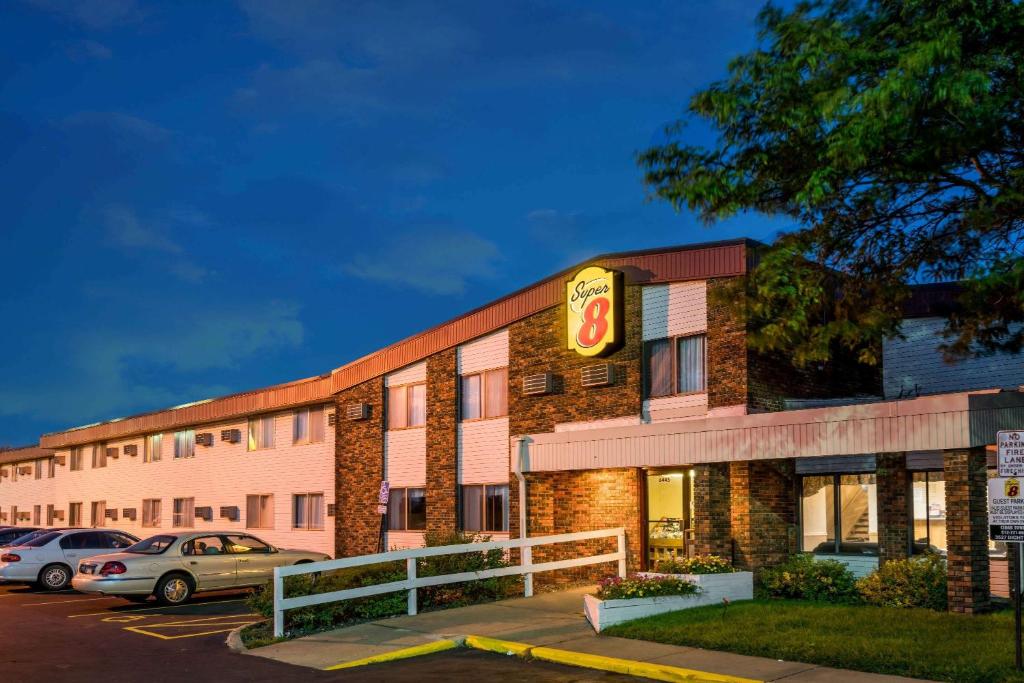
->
(992, 432), (1024, 542)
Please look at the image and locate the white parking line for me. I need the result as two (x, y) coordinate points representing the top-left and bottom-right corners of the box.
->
(24, 596), (119, 606)
(67, 598), (247, 618)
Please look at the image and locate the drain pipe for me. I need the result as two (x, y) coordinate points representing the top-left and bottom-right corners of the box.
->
(512, 435), (533, 596)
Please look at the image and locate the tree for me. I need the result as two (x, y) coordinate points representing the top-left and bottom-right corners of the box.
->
(639, 0), (1024, 366)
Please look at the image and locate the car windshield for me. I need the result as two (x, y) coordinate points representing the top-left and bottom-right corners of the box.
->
(125, 535), (176, 554)
(22, 531), (61, 548)
(9, 530), (50, 546)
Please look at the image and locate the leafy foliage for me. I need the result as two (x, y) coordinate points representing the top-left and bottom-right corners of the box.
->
(417, 530), (522, 609)
(596, 574), (701, 600)
(654, 555), (736, 575)
(759, 553), (859, 602)
(857, 553), (947, 610)
(640, 0), (1024, 364)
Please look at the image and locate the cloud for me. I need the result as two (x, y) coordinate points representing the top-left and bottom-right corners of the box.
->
(64, 39), (112, 61)
(24, 0), (141, 28)
(0, 301), (304, 425)
(342, 228), (501, 295)
(102, 204), (182, 253)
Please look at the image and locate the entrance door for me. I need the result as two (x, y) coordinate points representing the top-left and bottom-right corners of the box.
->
(645, 470), (693, 567)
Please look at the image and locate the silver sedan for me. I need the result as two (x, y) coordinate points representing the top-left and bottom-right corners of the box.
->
(71, 531), (330, 605)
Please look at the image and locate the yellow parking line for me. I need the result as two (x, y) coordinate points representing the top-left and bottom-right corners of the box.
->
(124, 615), (264, 640)
(68, 598), (247, 618)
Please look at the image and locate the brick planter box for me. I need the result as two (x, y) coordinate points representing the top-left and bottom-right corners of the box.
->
(584, 571), (753, 633)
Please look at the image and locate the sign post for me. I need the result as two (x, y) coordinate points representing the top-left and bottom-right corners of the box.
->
(376, 481), (390, 554)
(993, 431), (1024, 671)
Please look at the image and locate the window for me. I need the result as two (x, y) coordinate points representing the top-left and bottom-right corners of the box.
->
(225, 534), (272, 554)
(293, 406), (325, 444)
(293, 493), (324, 530)
(387, 487), (427, 531)
(142, 499), (162, 528)
(911, 471), (947, 554)
(10, 465), (16, 482)
(182, 536), (227, 556)
(246, 494), (274, 529)
(33, 505), (41, 525)
(92, 444), (107, 469)
(70, 447), (84, 471)
(645, 334), (707, 398)
(104, 532), (136, 549)
(800, 474), (878, 555)
(47, 458), (55, 478)
(248, 416), (276, 451)
(388, 383), (426, 429)
(69, 502), (82, 526)
(91, 501), (107, 528)
(34, 460), (42, 480)
(46, 504), (54, 526)
(144, 434), (162, 463)
(174, 430), (195, 459)
(173, 497), (195, 527)
(460, 368), (508, 421)
(461, 484), (509, 532)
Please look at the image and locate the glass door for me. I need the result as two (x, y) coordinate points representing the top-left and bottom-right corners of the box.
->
(645, 470), (693, 567)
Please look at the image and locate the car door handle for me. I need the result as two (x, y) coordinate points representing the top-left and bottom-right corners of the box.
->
(238, 559), (250, 563)
(189, 561), (198, 565)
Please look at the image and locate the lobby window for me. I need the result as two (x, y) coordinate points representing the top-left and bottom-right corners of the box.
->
(142, 499), (162, 527)
(174, 430), (196, 459)
(91, 500), (107, 528)
(645, 334), (707, 398)
(800, 474), (878, 555)
(293, 493), (324, 530)
(70, 447), (84, 471)
(387, 487), (427, 531)
(911, 471), (947, 554)
(247, 494), (274, 529)
(388, 383), (426, 429)
(293, 406), (325, 444)
(460, 368), (508, 421)
(461, 484), (509, 532)
(248, 416), (276, 451)
(173, 497), (195, 527)
(92, 443), (107, 469)
(144, 434), (162, 463)
(69, 502), (82, 526)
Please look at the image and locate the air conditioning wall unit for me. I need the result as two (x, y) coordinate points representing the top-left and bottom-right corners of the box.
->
(221, 429), (241, 444)
(54, 455), (66, 466)
(105, 509), (119, 521)
(123, 444), (138, 457)
(195, 506), (213, 522)
(196, 433), (214, 447)
(122, 508), (137, 521)
(327, 411), (337, 427)
(106, 446), (119, 460)
(18, 466), (31, 476)
(219, 506), (239, 521)
(53, 509), (65, 521)
(581, 363), (615, 388)
(327, 503), (336, 517)
(345, 403), (370, 421)
(0, 470), (7, 478)
(523, 372), (554, 396)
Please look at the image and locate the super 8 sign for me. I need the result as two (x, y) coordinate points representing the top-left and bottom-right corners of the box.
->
(566, 266), (624, 357)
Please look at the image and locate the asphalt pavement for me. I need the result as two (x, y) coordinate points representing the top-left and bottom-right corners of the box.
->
(0, 583), (638, 682)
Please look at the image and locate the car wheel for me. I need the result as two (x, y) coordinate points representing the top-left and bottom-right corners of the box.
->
(155, 573), (193, 606)
(39, 564), (72, 591)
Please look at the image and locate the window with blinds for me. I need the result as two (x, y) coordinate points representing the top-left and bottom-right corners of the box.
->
(173, 497), (195, 527)
(387, 384), (427, 429)
(293, 406), (325, 444)
(174, 430), (196, 459)
(460, 368), (508, 421)
(644, 333), (707, 397)
(248, 416), (276, 451)
(293, 493), (324, 530)
(246, 494), (274, 529)
(142, 499), (162, 527)
(144, 434), (162, 463)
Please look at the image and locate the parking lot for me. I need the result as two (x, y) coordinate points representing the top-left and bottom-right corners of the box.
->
(0, 583), (634, 682)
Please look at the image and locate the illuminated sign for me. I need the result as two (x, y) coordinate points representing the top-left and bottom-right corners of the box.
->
(566, 266), (624, 357)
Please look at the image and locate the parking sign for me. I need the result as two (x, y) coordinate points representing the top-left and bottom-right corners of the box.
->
(999, 431), (1024, 477)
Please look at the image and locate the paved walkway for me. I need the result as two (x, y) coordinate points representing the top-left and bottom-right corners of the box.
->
(244, 587), (927, 682)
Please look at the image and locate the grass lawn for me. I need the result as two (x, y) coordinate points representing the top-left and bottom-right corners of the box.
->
(603, 599), (1024, 683)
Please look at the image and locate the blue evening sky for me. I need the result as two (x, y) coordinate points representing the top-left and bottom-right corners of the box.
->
(0, 0), (788, 445)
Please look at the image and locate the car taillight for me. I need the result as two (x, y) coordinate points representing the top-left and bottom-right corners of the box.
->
(1, 553), (20, 562)
(99, 561), (127, 576)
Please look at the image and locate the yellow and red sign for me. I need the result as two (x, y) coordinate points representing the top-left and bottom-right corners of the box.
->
(566, 266), (623, 357)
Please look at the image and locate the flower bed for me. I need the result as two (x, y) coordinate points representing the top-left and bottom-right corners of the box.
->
(637, 555), (752, 606)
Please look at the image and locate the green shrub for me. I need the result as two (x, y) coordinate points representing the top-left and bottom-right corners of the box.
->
(759, 554), (859, 602)
(856, 553), (947, 610)
(418, 530), (523, 609)
(654, 555), (735, 575)
(596, 575), (701, 600)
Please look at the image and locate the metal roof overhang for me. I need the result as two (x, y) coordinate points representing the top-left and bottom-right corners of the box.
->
(517, 389), (1024, 473)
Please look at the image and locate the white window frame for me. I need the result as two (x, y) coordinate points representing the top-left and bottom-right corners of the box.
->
(246, 494), (275, 529)
(173, 497), (195, 528)
(292, 492), (325, 530)
(460, 367), (508, 422)
(645, 333), (708, 398)
(144, 434), (163, 463)
(248, 415), (276, 451)
(387, 383), (427, 430)
(142, 499), (162, 528)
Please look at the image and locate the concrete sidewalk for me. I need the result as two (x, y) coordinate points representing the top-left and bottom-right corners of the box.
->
(243, 587), (926, 682)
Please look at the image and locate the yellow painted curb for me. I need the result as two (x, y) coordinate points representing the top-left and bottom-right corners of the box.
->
(529, 646), (764, 683)
(323, 639), (459, 670)
(464, 634), (534, 656)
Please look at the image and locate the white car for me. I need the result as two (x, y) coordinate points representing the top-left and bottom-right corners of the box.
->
(0, 529), (139, 590)
(72, 531), (331, 605)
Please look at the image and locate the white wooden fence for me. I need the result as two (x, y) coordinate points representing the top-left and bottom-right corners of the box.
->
(272, 527), (626, 637)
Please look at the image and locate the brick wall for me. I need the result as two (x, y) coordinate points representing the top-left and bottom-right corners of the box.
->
(876, 452), (909, 564)
(692, 463), (732, 557)
(944, 447), (990, 613)
(729, 459), (797, 571)
(426, 349), (458, 534)
(335, 378), (385, 557)
(706, 278), (747, 409)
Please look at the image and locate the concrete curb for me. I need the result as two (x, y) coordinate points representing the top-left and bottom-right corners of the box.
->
(225, 624), (250, 654)
(529, 645), (763, 683)
(323, 638), (461, 671)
